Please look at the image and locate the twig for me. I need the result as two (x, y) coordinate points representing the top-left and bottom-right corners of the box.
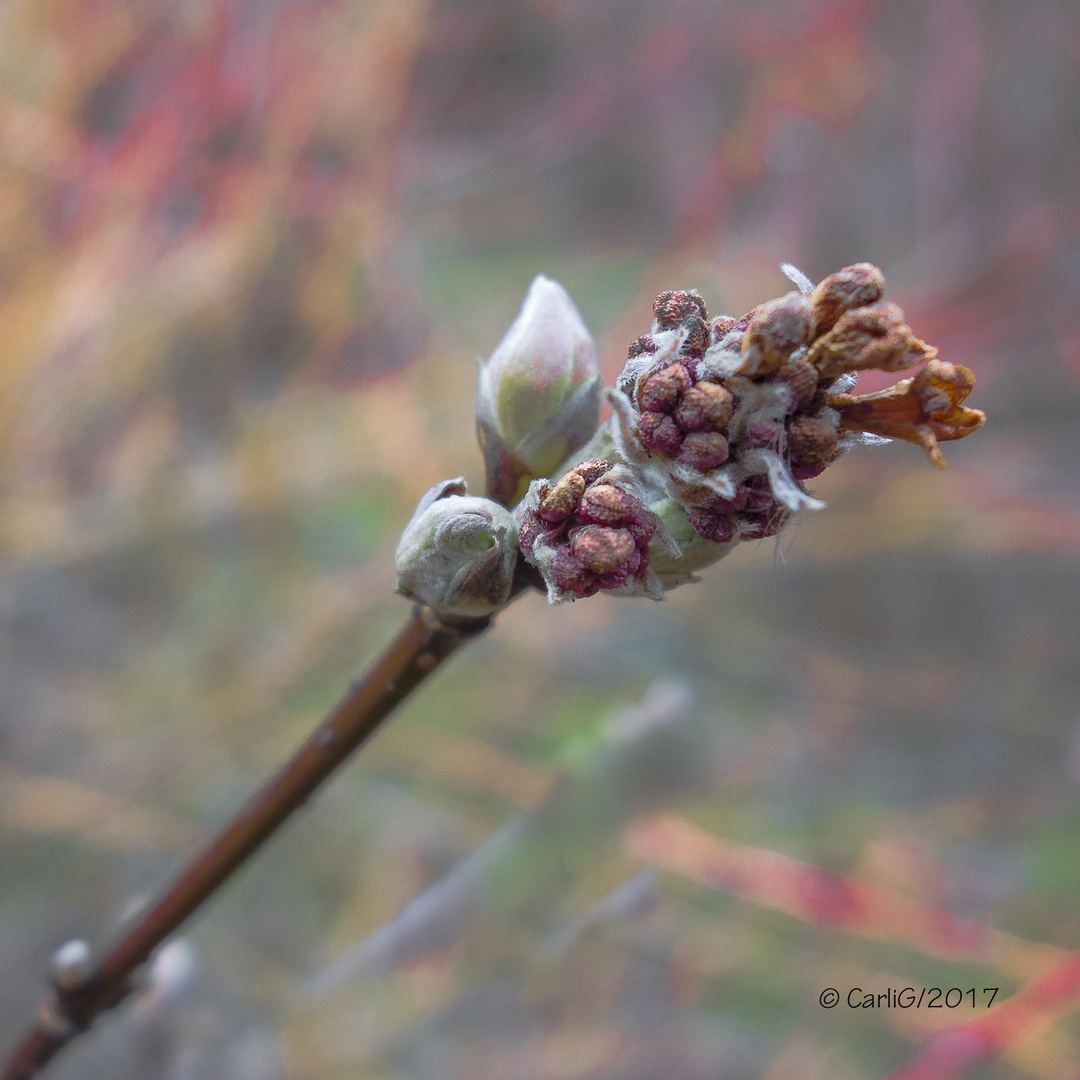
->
(0, 602), (499, 1080)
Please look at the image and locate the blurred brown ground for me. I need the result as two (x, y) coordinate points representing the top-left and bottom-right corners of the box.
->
(1, 1), (1078, 1078)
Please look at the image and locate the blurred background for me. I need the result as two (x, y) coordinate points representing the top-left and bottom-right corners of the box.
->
(1, 1), (1078, 1077)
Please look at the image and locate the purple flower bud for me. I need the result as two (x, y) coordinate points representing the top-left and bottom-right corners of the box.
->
(674, 383), (734, 431)
(675, 431), (729, 470)
(595, 544), (642, 589)
(516, 462), (665, 603)
(575, 263), (984, 594)
(771, 357), (819, 414)
(624, 508), (658, 548)
(570, 525), (635, 574)
(653, 289), (708, 329)
(639, 365), (690, 412)
(739, 509), (788, 539)
(638, 411), (683, 455)
(744, 421), (783, 449)
(516, 514), (548, 557)
(686, 510), (735, 544)
(628, 335), (658, 358)
(742, 485), (776, 511)
(477, 276), (601, 505)
(578, 483), (638, 524)
(547, 549), (592, 593)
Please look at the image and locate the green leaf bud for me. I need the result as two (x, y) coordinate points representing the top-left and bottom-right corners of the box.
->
(395, 478), (518, 618)
(477, 276), (601, 506)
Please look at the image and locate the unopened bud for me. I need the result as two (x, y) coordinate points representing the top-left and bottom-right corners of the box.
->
(737, 291), (814, 377)
(477, 276), (601, 506)
(50, 938), (92, 990)
(807, 302), (935, 378)
(516, 461), (669, 604)
(395, 479), (518, 617)
(808, 262), (885, 336)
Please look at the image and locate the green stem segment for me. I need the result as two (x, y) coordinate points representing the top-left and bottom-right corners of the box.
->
(1, 605), (494, 1080)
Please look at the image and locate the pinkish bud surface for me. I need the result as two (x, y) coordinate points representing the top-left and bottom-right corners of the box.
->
(624, 509), (658, 547)
(788, 415), (840, 465)
(538, 472), (586, 521)
(744, 421), (782, 449)
(477, 275), (601, 505)
(674, 383), (734, 431)
(547, 549), (592, 592)
(570, 525), (635, 574)
(675, 431), (729, 470)
(574, 458), (614, 485)
(686, 510), (735, 544)
(579, 483), (637, 524)
(639, 365), (690, 412)
(595, 544), (643, 589)
(697, 381), (736, 427)
(638, 411), (683, 455)
(653, 289), (708, 329)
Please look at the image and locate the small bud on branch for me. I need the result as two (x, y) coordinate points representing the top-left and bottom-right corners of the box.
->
(476, 275), (602, 507)
(395, 478), (518, 617)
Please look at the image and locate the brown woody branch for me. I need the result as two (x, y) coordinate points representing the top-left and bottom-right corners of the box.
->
(0, 601), (505, 1080)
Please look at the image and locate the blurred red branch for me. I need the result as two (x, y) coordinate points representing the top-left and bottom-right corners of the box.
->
(628, 815), (1080, 1076)
(624, 814), (1065, 978)
(884, 953), (1080, 1080)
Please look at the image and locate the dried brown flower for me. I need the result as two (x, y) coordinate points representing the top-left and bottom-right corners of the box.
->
(736, 292), (814, 377)
(806, 302), (937, 378)
(830, 359), (987, 468)
(807, 262), (885, 336)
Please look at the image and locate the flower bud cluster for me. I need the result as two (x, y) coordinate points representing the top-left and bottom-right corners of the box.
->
(610, 264), (958, 548)
(515, 459), (668, 604)
(396, 264), (985, 611)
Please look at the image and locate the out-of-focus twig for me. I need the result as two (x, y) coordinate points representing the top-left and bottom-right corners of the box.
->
(883, 952), (1080, 1080)
(625, 814), (1065, 980)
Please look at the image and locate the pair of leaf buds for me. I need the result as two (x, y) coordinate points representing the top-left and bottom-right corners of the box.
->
(396, 264), (985, 615)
